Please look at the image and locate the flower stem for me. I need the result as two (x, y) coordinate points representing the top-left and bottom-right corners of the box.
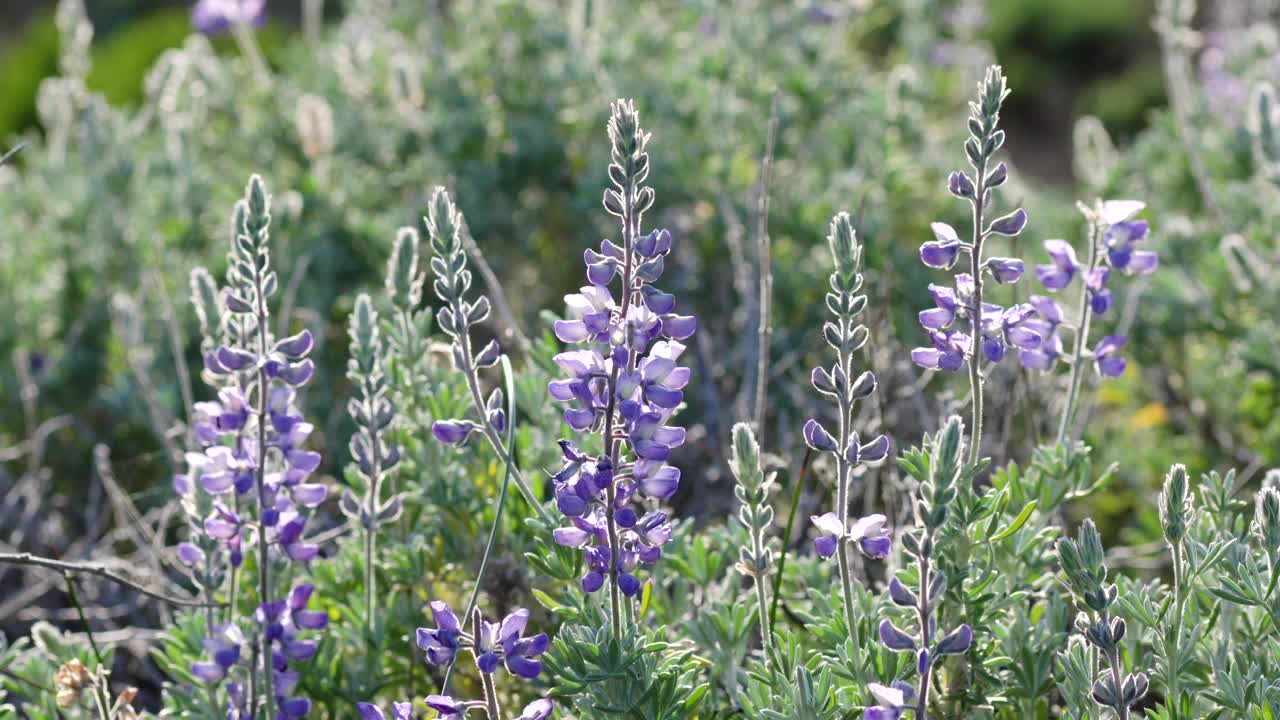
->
(1107, 642), (1128, 720)
(1169, 541), (1185, 708)
(967, 176), (986, 466)
(363, 414), (381, 640)
(770, 450), (811, 633)
(473, 610), (503, 720)
(1056, 222), (1099, 445)
(230, 20), (270, 86)
(915, 548), (934, 720)
(455, 318), (553, 526)
(440, 357), (517, 694)
(253, 262), (275, 716)
(834, 325), (859, 638)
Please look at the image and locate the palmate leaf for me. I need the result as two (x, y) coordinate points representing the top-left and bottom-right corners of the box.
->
(543, 622), (708, 720)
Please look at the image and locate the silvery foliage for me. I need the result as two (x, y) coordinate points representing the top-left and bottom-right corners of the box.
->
(7, 2), (1280, 720)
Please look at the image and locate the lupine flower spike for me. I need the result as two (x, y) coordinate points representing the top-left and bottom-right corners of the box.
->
(548, 99), (692, 636)
(803, 211), (891, 636)
(183, 176), (326, 719)
(913, 65), (1030, 464)
(424, 187), (555, 525)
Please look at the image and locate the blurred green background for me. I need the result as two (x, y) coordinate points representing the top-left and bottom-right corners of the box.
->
(0, 0), (1167, 184)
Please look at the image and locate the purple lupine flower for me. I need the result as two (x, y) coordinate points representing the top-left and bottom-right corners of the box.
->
(273, 670), (312, 719)
(935, 623), (974, 655)
(864, 681), (917, 720)
(1083, 267), (1112, 315)
(918, 284), (959, 330)
(416, 601), (462, 665)
(911, 330), (970, 371)
(497, 609), (549, 678)
(424, 696), (465, 720)
(809, 512), (891, 560)
(1018, 295), (1066, 370)
(878, 619), (917, 651)
(191, 623), (245, 683)
(1021, 199), (1152, 388)
(256, 584), (328, 670)
(431, 419), (480, 446)
(192, 0), (266, 34)
(979, 303), (1041, 363)
(985, 257), (1025, 284)
(920, 222), (962, 269)
(177, 542), (206, 568)
(888, 576), (917, 607)
(811, 512), (843, 558)
(1094, 335), (1127, 377)
(554, 285), (616, 343)
(1037, 239), (1080, 291)
(357, 702), (412, 720)
(548, 240), (690, 588)
(515, 699), (555, 720)
(848, 514), (892, 558)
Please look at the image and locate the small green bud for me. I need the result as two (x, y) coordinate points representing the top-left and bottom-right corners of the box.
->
(825, 212), (862, 284)
(1159, 464), (1193, 546)
(729, 422), (762, 492)
(387, 227), (423, 311)
(425, 186), (463, 257)
(189, 267), (224, 349)
(1255, 487), (1280, 554)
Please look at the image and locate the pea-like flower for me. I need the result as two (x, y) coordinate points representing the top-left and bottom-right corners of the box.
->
(920, 222), (963, 269)
(191, 0), (265, 34)
(1093, 335), (1128, 378)
(1036, 239), (1080, 291)
(357, 702), (412, 720)
(415, 601), (462, 665)
(191, 623), (245, 683)
(863, 681), (917, 720)
(810, 512), (892, 559)
(417, 603), (547, 678)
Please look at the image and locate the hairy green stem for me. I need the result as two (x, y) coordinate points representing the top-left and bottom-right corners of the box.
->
(770, 450), (811, 633)
(1056, 222), (1099, 445)
(363, 408), (382, 641)
(750, 528), (774, 661)
(598, 165), (642, 640)
(967, 174), (986, 465)
(440, 357), (517, 693)
(1169, 541), (1185, 709)
(915, 549), (934, 720)
(835, 321), (859, 637)
(454, 313), (553, 526)
(253, 258), (275, 716)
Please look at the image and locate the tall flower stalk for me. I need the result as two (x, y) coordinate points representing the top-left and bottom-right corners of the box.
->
(803, 211), (891, 637)
(425, 187), (555, 526)
(730, 422), (776, 661)
(342, 293), (402, 635)
(879, 416), (973, 720)
(913, 65), (1030, 464)
(1158, 464), (1193, 710)
(185, 175), (328, 719)
(548, 99), (694, 637)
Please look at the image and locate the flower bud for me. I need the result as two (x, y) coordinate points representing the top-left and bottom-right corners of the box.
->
(948, 170), (976, 199)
